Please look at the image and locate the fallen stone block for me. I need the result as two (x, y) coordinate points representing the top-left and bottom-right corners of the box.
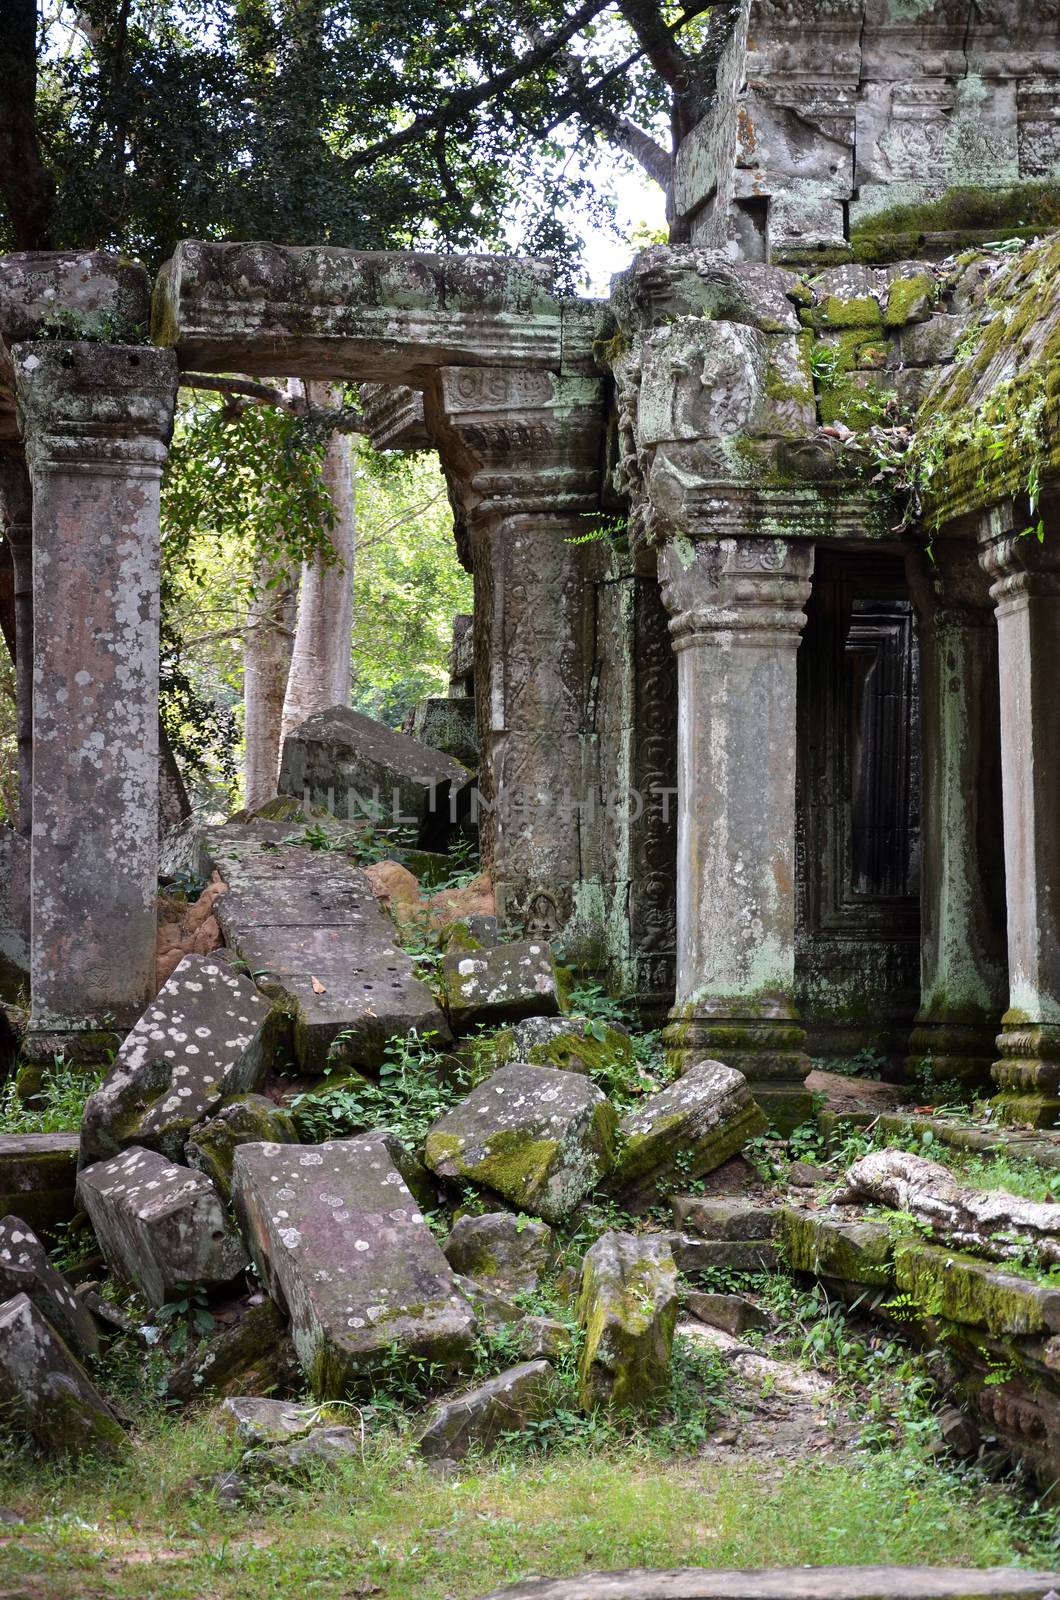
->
(684, 1292), (770, 1338)
(405, 696), (479, 768)
(416, 1359), (555, 1459)
(0, 1292), (124, 1456)
(443, 1212), (552, 1297)
(77, 1146), (248, 1308)
(780, 1209), (894, 1287)
(278, 705), (468, 834)
(424, 1064), (617, 1224)
(232, 1136), (476, 1397)
(164, 1296), (300, 1403)
(0, 1132), (79, 1237)
(576, 1231), (679, 1411)
(80, 954), (274, 1167)
(477, 1565), (1060, 1600)
(247, 1424), (363, 1476)
(186, 1094), (299, 1200)
(893, 1240), (1060, 1337)
(672, 1197), (780, 1240)
(610, 1061), (767, 1208)
(507, 1016), (634, 1079)
(667, 1236), (781, 1277)
(222, 1395), (320, 1448)
(450, 1273), (571, 1361)
(443, 942), (561, 1032)
(0, 1215), (99, 1361)
(203, 822), (451, 1072)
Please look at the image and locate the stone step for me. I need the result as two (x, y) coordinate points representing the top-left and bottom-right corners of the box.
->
(671, 1196), (780, 1240)
(780, 1208), (894, 1287)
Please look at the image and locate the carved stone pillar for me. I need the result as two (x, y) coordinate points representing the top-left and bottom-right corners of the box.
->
(658, 534), (815, 1131)
(14, 342), (178, 1039)
(426, 366), (604, 939)
(905, 539), (1007, 1092)
(0, 450), (33, 831)
(978, 504), (1060, 1125)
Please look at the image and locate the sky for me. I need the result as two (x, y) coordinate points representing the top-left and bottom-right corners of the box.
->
(576, 161), (669, 295)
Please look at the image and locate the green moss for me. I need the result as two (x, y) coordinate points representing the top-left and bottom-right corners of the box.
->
(815, 295), (883, 332)
(850, 183), (1060, 260)
(893, 1240), (1060, 1336)
(780, 1209), (894, 1286)
(883, 273), (936, 328)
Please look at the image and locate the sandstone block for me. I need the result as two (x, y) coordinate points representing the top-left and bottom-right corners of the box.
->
(508, 1016), (634, 1079)
(0, 1133), (79, 1237)
(80, 954), (273, 1167)
(0, 1215), (99, 1361)
(424, 1064), (617, 1223)
(610, 1061), (767, 1207)
(576, 1231), (679, 1410)
(232, 1136), (476, 1397)
(416, 1359), (555, 1459)
(77, 1146), (248, 1307)
(667, 1236), (781, 1277)
(443, 1212), (552, 1297)
(186, 1094), (299, 1200)
(443, 941), (561, 1032)
(684, 1292), (769, 1338)
(0, 1292), (124, 1456)
(671, 1197), (780, 1240)
(164, 1297), (300, 1402)
(780, 1209), (894, 1287)
(222, 1395), (319, 1448)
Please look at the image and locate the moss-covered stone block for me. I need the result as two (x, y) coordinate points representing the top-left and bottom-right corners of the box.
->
(0, 1292), (125, 1457)
(443, 1210), (552, 1297)
(780, 1208), (894, 1287)
(893, 1240), (1060, 1336)
(511, 1015), (634, 1081)
(186, 1093), (299, 1200)
(611, 1061), (767, 1209)
(0, 1132), (79, 1239)
(576, 1230), (678, 1411)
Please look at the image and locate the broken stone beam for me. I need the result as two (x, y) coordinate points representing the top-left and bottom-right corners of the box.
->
(0, 1292), (124, 1456)
(14, 340), (178, 1037)
(79, 953), (274, 1167)
(0, 1214), (100, 1360)
(232, 1135), (477, 1397)
(0, 250), (151, 390)
(77, 1146), (248, 1307)
(152, 241), (601, 381)
(609, 1060), (767, 1208)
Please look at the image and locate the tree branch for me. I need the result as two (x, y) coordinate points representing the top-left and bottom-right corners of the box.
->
(341, 0), (612, 172)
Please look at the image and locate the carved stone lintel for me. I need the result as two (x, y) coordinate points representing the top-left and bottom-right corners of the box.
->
(14, 341), (178, 1037)
(904, 539), (1007, 1093)
(977, 502), (1060, 1124)
(658, 535), (815, 1131)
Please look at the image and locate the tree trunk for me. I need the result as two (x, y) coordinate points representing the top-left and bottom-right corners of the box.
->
(281, 382), (356, 742)
(244, 561), (298, 811)
(842, 1149), (1060, 1268)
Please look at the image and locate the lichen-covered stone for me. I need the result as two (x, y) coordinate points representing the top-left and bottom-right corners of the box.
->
(416, 1359), (555, 1459)
(443, 942), (561, 1032)
(246, 1424), (363, 1477)
(610, 1061), (767, 1207)
(509, 1016), (634, 1080)
(278, 704), (467, 830)
(893, 1240), (1060, 1337)
(0, 1292), (124, 1456)
(232, 1136), (476, 1397)
(0, 1215), (98, 1361)
(77, 1146), (248, 1308)
(780, 1209), (894, 1287)
(671, 1197), (779, 1240)
(443, 1212), (552, 1297)
(576, 1230), (678, 1411)
(222, 1395), (319, 1448)
(0, 1133), (79, 1238)
(424, 1064), (617, 1223)
(186, 1094), (299, 1201)
(79, 954), (273, 1168)
(164, 1297), (300, 1402)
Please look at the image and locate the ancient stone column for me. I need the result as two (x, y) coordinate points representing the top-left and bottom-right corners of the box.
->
(427, 365), (605, 943)
(0, 450), (33, 831)
(658, 534), (815, 1131)
(978, 504), (1060, 1126)
(905, 539), (1007, 1093)
(14, 342), (178, 1042)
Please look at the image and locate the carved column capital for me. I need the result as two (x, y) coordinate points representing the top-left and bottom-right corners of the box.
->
(658, 535), (815, 650)
(14, 342), (177, 477)
(977, 501), (1060, 613)
(427, 366), (604, 523)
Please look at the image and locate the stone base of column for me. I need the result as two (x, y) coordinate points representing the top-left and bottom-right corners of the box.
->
(989, 1024), (1060, 1128)
(904, 1020), (1000, 1096)
(662, 1012), (812, 1134)
(20, 1023), (126, 1072)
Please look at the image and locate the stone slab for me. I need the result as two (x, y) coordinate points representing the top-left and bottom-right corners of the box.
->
(0, 1292), (124, 1456)
(671, 1198), (780, 1240)
(0, 1214), (99, 1360)
(424, 1063), (617, 1223)
(780, 1209), (894, 1287)
(77, 1146), (248, 1307)
(893, 1240), (1060, 1337)
(0, 1132), (79, 1237)
(477, 1569), (1060, 1600)
(79, 953), (273, 1166)
(278, 705), (467, 829)
(416, 1359), (555, 1459)
(232, 1136), (476, 1397)
(683, 1292), (769, 1338)
(611, 1062), (767, 1208)
(222, 1395), (319, 1448)
(443, 942), (561, 1032)
(667, 1236), (782, 1278)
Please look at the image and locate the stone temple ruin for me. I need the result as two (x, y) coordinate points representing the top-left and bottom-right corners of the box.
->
(2, 0), (1060, 1539)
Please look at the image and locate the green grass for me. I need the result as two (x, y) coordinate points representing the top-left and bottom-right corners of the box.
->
(1, 1411), (1055, 1600)
(0, 1054), (104, 1134)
